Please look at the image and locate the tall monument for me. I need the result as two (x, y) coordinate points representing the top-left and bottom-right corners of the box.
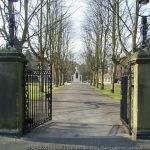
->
(72, 66), (82, 83)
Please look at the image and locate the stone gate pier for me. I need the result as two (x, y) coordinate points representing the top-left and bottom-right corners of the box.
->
(130, 50), (150, 139)
(0, 49), (26, 135)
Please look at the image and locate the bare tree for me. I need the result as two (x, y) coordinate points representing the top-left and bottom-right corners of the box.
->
(83, 0), (111, 89)
(0, 0), (47, 51)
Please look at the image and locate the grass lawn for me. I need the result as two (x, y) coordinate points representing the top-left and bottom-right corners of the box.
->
(28, 83), (62, 101)
(52, 85), (60, 91)
(92, 84), (121, 102)
(28, 83), (47, 101)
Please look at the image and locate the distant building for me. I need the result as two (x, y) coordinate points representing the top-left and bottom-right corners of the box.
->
(71, 67), (82, 83)
(104, 73), (112, 84)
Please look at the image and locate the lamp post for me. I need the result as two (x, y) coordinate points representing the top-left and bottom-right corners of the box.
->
(141, 16), (148, 48)
(138, 0), (149, 48)
(7, 0), (18, 48)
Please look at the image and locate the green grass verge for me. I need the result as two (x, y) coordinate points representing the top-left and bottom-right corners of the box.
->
(92, 84), (121, 102)
(28, 83), (62, 101)
(52, 85), (60, 91)
(28, 83), (46, 101)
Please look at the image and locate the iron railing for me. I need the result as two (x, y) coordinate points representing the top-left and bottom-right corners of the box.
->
(24, 65), (52, 132)
(120, 75), (131, 132)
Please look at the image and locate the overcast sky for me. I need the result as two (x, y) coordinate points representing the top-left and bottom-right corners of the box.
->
(0, 0), (87, 53)
(64, 0), (87, 64)
(0, 0), (150, 55)
(68, 0), (86, 53)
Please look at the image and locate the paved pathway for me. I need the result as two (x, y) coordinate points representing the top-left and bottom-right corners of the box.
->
(26, 83), (124, 138)
(0, 83), (150, 150)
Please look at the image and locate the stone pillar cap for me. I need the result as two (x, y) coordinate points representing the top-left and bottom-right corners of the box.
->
(130, 50), (150, 64)
(0, 48), (26, 63)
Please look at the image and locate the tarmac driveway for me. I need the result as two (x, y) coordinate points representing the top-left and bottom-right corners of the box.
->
(27, 83), (124, 138)
(0, 83), (150, 150)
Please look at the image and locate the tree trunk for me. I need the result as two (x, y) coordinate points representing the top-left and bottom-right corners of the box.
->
(62, 73), (65, 85)
(132, 2), (139, 53)
(101, 67), (104, 90)
(54, 72), (56, 86)
(59, 69), (62, 86)
(90, 72), (92, 85)
(96, 69), (99, 88)
(111, 63), (117, 93)
(55, 68), (59, 87)
(111, 0), (117, 93)
(39, 61), (44, 93)
(93, 72), (96, 86)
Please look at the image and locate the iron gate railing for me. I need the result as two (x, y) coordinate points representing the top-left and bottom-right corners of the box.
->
(24, 64), (52, 132)
(120, 76), (128, 123)
(120, 75), (131, 131)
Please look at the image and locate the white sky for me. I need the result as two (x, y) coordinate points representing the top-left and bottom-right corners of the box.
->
(68, 0), (86, 53)
(0, 0), (87, 52)
(0, 0), (150, 55)
(67, 0), (87, 63)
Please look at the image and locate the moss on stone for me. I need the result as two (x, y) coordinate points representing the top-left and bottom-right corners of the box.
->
(0, 120), (17, 129)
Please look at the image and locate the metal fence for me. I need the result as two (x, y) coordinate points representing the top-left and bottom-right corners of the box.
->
(24, 65), (52, 132)
(120, 75), (131, 131)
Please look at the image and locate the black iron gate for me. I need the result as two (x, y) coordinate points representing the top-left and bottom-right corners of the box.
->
(24, 64), (52, 132)
(120, 76), (129, 123)
(120, 74), (131, 131)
